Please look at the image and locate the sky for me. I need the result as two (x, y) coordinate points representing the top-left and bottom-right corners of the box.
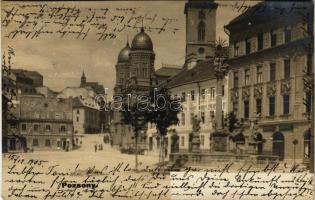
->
(2, 1), (259, 97)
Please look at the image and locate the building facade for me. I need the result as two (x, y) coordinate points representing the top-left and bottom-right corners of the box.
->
(225, 1), (313, 163)
(8, 95), (74, 151)
(147, 61), (228, 153)
(72, 96), (101, 134)
(112, 28), (156, 150)
(146, 0), (230, 154)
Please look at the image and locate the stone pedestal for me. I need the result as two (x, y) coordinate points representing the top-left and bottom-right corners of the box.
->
(212, 130), (229, 152)
(191, 132), (201, 153)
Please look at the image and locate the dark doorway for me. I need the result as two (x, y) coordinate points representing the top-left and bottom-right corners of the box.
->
(149, 137), (153, 151)
(304, 129), (311, 159)
(272, 132), (285, 160)
(171, 134), (179, 153)
(255, 133), (263, 155)
(189, 133), (193, 152)
(9, 138), (16, 150)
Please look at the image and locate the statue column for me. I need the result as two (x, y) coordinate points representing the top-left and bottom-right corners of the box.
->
(211, 44), (229, 152)
(215, 77), (223, 130)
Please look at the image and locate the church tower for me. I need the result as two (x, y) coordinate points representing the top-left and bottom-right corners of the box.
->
(184, 0), (218, 63)
(80, 70), (86, 87)
(128, 27), (156, 95)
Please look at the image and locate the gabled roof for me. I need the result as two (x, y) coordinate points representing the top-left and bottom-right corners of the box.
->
(72, 96), (99, 110)
(155, 67), (182, 77)
(164, 59), (216, 88)
(11, 69), (43, 78)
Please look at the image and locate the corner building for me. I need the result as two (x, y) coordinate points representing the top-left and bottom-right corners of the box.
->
(225, 1), (313, 163)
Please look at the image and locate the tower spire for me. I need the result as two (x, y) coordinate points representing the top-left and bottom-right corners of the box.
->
(81, 69), (86, 87)
(126, 35), (130, 47)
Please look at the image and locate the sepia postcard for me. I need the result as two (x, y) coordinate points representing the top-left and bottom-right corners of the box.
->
(1, 0), (314, 199)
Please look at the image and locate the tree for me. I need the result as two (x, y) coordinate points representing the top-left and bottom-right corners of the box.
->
(146, 87), (181, 165)
(2, 46), (17, 153)
(120, 103), (147, 172)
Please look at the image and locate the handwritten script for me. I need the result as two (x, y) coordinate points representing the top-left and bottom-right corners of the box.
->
(3, 154), (314, 200)
(2, 3), (180, 41)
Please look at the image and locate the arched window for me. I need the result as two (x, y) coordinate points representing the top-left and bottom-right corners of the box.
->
(199, 10), (205, 20)
(272, 132), (285, 161)
(198, 21), (205, 41)
(304, 129), (311, 158)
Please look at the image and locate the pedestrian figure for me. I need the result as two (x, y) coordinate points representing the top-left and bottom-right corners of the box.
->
(100, 144), (103, 151)
(94, 144), (97, 152)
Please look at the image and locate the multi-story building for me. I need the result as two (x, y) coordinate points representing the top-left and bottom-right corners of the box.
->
(146, 0), (230, 154)
(7, 94), (74, 151)
(225, 1), (313, 163)
(10, 69), (43, 95)
(11, 69), (43, 87)
(72, 96), (101, 134)
(147, 61), (229, 153)
(112, 28), (157, 150)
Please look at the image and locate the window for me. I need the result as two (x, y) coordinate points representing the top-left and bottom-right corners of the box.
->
(256, 98), (262, 115)
(198, 10), (205, 19)
(245, 69), (250, 86)
(283, 95), (290, 114)
(244, 100), (249, 119)
(200, 135), (205, 146)
(270, 63), (276, 81)
(222, 85), (225, 96)
(60, 125), (66, 132)
(284, 59), (290, 79)
(233, 71), (239, 88)
(210, 87), (215, 99)
(307, 53), (313, 74)
(190, 113), (194, 125)
(77, 109), (80, 114)
(246, 37), (251, 54)
(33, 139), (39, 147)
(201, 89), (206, 99)
(234, 42), (239, 57)
(284, 26), (291, 43)
(45, 124), (51, 132)
(198, 48), (205, 54)
(181, 113), (185, 126)
(258, 33), (264, 50)
(210, 111), (215, 121)
(181, 136), (185, 146)
(34, 124), (39, 132)
(191, 90), (195, 101)
(21, 124), (27, 131)
(233, 101), (238, 114)
(76, 116), (79, 122)
(305, 93), (312, 113)
(45, 139), (51, 147)
(271, 30), (277, 47)
(198, 21), (205, 41)
(201, 112), (205, 124)
(181, 92), (186, 102)
(269, 96), (275, 116)
(256, 65), (262, 83)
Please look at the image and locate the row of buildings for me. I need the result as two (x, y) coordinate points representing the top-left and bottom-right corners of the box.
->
(112, 0), (313, 164)
(3, 68), (108, 152)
